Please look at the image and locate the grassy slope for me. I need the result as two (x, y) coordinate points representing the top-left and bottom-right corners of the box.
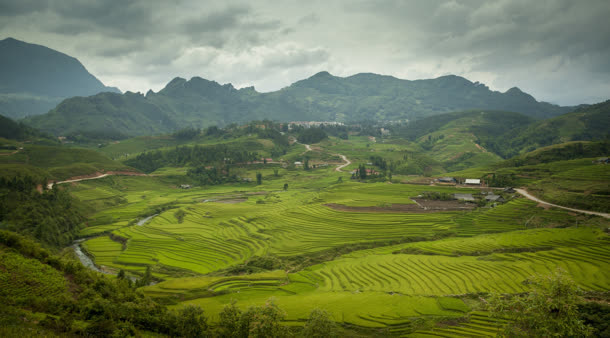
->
(501, 99), (610, 156)
(0, 144), (136, 180)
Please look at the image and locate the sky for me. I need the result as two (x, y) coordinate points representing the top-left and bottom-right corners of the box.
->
(1, 0), (609, 106)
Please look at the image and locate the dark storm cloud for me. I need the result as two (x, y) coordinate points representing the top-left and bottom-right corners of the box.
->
(0, 0), (607, 105)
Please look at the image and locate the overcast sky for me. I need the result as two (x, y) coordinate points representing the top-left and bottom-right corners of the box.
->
(1, 0), (608, 105)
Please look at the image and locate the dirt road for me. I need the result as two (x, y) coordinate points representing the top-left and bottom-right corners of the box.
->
(515, 188), (610, 219)
(335, 154), (351, 172)
(47, 172), (145, 189)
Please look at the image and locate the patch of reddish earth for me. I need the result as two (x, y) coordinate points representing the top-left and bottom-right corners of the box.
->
(325, 199), (474, 213)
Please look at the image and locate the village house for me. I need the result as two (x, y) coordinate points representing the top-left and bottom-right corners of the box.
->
(464, 178), (481, 185)
(438, 177), (456, 183)
(485, 194), (505, 203)
(453, 193), (475, 202)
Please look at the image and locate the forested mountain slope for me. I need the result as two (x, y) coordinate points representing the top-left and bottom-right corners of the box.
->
(26, 72), (571, 137)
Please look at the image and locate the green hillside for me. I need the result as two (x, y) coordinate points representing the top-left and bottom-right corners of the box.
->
(391, 110), (533, 170)
(448, 141), (610, 212)
(494, 100), (610, 157)
(0, 144), (136, 181)
(0, 114), (53, 141)
(25, 72), (572, 137)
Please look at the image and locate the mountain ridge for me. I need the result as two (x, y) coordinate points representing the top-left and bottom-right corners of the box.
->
(0, 37), (120, 119)
(26, 71), (575, 137)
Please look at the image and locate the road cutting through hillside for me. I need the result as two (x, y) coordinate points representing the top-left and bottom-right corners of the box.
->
(516, 188), (610, 219)
(47, 171), (146, 189)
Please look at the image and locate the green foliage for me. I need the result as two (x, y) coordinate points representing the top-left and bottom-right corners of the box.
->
(0, 230), (185, 336)
(578, 302), (610, 337)
(187, 166), (240, 186)
(173, 127), (201, 140)
(256, 172), (262, 185)
(215, 298), (287, 338)
(125, 143), (259, 173)
(0, 175), (84, 248)
(174, 209), (187, 223)
(298, 128), (328, 144)
(173, 305), (209, 337)
(488, 270), (593, 337)
(0, 114), (53, 141)
(501, 100), (610, 157)
(301, 309), (338, 338)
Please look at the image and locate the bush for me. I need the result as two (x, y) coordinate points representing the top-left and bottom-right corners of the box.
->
(301, 309), (337, 337)
(487, 270), (593, 337)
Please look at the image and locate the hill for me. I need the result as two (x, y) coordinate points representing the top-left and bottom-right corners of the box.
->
(0, 37), (120, 119)
(25, 72), (572, 137)
(0, 114), (52, 141)
(497, 99), (610, 157)
(447, 140), (610, 212)
(390, 101), (610, 166)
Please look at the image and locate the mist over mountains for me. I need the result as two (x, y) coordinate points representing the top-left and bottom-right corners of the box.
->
(0, 37), (119, 119)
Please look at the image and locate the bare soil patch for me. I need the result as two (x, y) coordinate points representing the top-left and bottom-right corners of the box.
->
(216, 198), (248, 204)
(325, 199), (474, 213)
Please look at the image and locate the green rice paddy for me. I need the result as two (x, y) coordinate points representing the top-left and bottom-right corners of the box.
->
(68, 157), (610, 334)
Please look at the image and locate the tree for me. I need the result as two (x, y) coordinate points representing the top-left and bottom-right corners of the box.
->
(238, 299), (287, 338)
(173, 305), (209, 337)
(217, 300), (241, 337)
(304, 158), (310, 170)
(273, 169), (279, 177)
(136, 266), (152, 287)
(256, 173), (262, 185)
(301, 309), (338, 337)
(283, 183), (288, 191)
(487, 270), (593, 337)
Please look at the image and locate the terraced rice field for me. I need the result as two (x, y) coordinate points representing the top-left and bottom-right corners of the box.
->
(410, 312), (507, 337)
(73, 172), (610, 333)
(297, 244), (610, 295)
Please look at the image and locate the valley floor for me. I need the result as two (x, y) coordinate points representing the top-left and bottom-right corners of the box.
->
(70, 162), (609, 336)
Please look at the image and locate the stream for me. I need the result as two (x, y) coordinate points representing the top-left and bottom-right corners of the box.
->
(72, 215), (161, 284)
(72, 239), (107, 274)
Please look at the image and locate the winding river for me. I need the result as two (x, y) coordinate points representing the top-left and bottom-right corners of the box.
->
(72, 239), (107, 274)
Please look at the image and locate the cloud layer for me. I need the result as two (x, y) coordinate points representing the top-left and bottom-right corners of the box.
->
(1, 0), (608, 105)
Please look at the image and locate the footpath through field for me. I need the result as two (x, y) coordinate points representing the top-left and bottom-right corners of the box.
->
(516, 188), (610, 219)
(47, 171), (145, 189)
(335, 154), (351, 172)
(300, 141), (350, 172)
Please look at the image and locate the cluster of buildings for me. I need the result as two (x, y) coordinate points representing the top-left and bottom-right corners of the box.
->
(288, 121), (344, 128)
(437, 177), (481, 185)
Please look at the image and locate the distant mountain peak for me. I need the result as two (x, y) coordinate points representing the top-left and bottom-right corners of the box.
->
(506, 87), (524, 94)
(0, 37), (120, 118)
(311, 71), (333, 78)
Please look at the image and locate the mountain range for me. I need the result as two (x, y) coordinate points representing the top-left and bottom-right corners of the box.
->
(26, 71), (574, 137)
(0, 37), (119, 119)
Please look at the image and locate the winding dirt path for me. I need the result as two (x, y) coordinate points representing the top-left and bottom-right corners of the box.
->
(335, 154), (351, 172)
(47, 171), (145, 189)
(515, 188), (610, 219)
